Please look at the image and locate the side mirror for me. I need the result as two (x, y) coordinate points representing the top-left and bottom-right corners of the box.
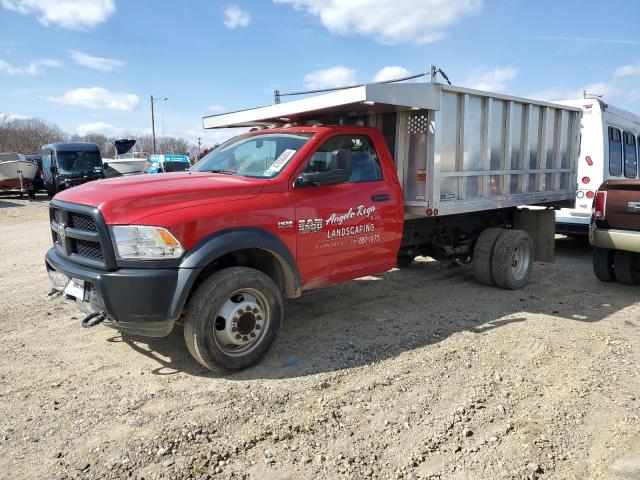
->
(295, 169), (349, 188)
(103, 162), (109, 169)
(49, 165), (57, 174)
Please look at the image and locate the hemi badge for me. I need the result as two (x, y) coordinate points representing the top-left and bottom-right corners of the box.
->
(277, 220), (293, 229)
(627, 202), (640, 213)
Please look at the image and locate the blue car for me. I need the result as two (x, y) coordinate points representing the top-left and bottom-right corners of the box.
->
(147, 154), (191, 174)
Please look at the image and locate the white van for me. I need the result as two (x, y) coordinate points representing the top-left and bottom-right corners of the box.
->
(555, 98), (640, 236)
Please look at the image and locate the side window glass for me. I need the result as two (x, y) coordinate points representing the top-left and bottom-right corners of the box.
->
(608, 127), (622, 177)
(623, 131), (637, 178)
(303, 134), (382, 183)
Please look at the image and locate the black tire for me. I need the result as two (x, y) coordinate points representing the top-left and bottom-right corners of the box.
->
(472, 228), (504, 286)
(491, 229), (534, 290)
(592, 247), (616, 282)
(396, 255), (415, 268)
(183, 267), (283, 372)
(614, 250), (640, 285)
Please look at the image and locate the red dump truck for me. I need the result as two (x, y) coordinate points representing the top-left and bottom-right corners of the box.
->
(45, 80), (580, 371)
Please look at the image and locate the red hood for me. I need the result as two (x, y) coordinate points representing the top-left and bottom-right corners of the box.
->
(55, 172), (264, 224)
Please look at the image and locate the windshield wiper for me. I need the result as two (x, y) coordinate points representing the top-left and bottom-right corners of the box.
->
(199, 169), (238, 175)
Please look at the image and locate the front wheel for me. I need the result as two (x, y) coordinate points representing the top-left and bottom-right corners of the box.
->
(183, 267), (283, 372)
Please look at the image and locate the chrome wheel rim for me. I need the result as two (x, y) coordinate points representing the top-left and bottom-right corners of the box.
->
(511, 241), (531, 281)
(212, 288), (270, 356)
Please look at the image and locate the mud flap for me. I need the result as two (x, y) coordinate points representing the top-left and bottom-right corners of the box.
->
(514, 208), (555, 263)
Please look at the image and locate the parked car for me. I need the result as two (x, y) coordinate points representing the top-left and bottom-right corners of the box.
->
(590, 179), (640, 284)
(41, 142), (104, 197)
(44, 80), (580, 372)
(146, 154), (190, 173)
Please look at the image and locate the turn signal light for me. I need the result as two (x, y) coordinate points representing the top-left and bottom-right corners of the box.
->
(594, 191), (607, 219)
(582, 176), (590, 184)
(585, 156), (593, 166)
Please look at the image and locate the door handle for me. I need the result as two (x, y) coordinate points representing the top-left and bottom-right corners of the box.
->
(371, 194), (390, 202)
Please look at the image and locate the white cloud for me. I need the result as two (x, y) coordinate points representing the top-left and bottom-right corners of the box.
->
(223, 5), (250, 28)
(1, 0), (115, 30)
(614, 63), (640, 77)
(0, 59), (38, 75)
(274, 0), (482, 44)
(76, 121), (123, 136)
(373, 66), (412, 83)
(0, 57), (62, 75)
(37, 58), (63, 68)
(49, 87), (140, 111)
(69, 50), (123, 72)
(304, 65), (356, 90)
(0, 112), (29, 121)
(209, 105), (226, 113)
(463, 66), (517, 92)
(530, 83), (621, 102)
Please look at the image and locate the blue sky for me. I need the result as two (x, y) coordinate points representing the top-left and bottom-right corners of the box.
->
(1, 0), (639, 147)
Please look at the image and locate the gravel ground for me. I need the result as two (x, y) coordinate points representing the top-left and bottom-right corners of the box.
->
(0, 194), (639, 480)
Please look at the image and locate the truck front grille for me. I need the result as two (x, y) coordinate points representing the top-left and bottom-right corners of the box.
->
(49, 201), (115, 270)
(69, 213), (97, 232)
(73, 239), (104, 260)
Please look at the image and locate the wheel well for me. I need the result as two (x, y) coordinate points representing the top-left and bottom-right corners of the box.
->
(190, 248), (299, 302)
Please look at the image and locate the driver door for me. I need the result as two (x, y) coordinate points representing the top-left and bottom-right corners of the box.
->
(291, 133), (400, 288)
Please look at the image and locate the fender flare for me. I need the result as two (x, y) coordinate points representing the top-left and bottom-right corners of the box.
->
(169, 227), (300, 320)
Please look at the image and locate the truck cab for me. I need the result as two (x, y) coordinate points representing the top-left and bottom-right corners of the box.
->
(41, 142), (104, 197)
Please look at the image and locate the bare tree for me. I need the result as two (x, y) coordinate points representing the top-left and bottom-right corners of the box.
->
(0, 117), (66, 154)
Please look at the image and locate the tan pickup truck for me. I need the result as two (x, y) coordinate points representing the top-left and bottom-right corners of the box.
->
(590, 180), (640, 284)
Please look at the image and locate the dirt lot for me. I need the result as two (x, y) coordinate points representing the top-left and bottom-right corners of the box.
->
(0, 194), (639, 480)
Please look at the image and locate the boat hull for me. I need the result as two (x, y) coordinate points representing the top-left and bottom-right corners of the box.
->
(0, 161), (38, 190)
(104, 159), (147, 176)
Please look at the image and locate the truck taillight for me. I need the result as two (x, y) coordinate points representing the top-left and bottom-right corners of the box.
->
(585, 156), (593, 166)
(582, 176), (590, 184)
(594, 191), (607, 220)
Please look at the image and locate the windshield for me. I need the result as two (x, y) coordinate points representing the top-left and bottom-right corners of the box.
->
(190, 132), (313, 178)
(164, 161), (190, 172)
(56, 151), (102, 174)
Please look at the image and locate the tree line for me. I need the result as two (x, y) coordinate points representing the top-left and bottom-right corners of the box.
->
(0, 116), (195, 159)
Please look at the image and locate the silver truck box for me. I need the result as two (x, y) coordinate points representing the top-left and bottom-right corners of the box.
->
(203, 82), (581, 219)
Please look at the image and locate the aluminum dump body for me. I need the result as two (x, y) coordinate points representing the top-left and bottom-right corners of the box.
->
(203, 82), (581, 218)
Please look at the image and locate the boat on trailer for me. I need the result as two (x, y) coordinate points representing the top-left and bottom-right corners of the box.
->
(0, 152), (38, 194)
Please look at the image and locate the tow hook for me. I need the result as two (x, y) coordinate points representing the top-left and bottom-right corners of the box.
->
(81, 311), (106, 328)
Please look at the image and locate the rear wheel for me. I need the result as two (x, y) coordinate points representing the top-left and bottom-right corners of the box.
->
(614, 250), (640, 285)
(472, 228), (504, 286)
(183, 267), (283, 372)
(592, 247), (616, 282)
(491, 229), (534, 290)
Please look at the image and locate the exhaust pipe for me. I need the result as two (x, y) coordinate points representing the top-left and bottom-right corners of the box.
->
(81, 311), (106, 328)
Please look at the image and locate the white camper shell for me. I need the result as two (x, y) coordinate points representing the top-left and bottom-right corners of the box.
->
(203, 82), (581, 219)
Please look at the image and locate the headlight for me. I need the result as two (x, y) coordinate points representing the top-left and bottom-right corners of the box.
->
(111, 226), (184, 260)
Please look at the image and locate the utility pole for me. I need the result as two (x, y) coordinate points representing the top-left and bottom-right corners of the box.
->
(150, 95), (155, 155)
(197, 137), (202, 153)
(150, 95), (168, 155)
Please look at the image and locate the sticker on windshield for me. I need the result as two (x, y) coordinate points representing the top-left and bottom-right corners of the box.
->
(266, 149), (296, 174)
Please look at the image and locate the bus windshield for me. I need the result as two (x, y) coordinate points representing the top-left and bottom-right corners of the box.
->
(191, 133), (314, 178)
(56, 151), (102, 174)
